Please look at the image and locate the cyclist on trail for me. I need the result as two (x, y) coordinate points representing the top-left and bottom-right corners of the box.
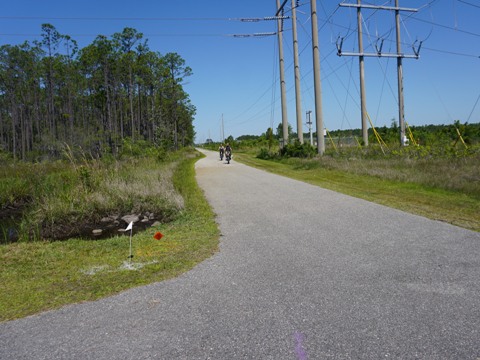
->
(224, 143), (232, 164)
(219, 144), (225, 160)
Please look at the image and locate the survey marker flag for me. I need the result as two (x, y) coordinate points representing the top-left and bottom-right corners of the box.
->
(126, 221), (134, 261)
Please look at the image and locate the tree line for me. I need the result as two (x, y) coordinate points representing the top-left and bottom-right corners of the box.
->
(0, 24), (195, 160)
(224, 121), (480, 153)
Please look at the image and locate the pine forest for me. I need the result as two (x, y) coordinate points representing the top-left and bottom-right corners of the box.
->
(0, 24), (195, 160)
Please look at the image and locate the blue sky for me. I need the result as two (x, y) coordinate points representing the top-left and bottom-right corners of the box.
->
(2, 0), (479, 143)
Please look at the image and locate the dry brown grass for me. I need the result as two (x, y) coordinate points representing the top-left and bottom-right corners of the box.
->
(315, 155), (480, 198)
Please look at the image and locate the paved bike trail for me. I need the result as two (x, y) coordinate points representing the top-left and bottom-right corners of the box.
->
(1, 149), (479, 359)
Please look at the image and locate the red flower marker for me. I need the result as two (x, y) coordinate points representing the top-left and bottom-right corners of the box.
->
(153, 231), (163, 240)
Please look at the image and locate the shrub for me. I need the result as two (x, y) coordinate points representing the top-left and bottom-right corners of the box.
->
(280, 141), (316, 158)
(257, 148), (278, 160)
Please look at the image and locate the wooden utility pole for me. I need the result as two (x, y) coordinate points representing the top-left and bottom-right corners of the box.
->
(395, 0), (406, 146)
(357, 0), (368, 146)
(310, 0), (325, 154)
(276, 0), (289, 147)
(292, 0), (303, 143)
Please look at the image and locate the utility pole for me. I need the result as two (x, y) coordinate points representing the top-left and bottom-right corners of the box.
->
(338, 1), (418, 146)
(306, 110), (313, 145)
(292, 0), (303, 143)
(357, 0), (368, 146)
(310, 0), (325, 154)
(277, 0), (289, 147)
(395, 0), (406, 146)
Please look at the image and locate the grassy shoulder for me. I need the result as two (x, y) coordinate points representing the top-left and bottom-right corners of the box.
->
(234, 151), (480, 232)
(0, 149), (219, 322)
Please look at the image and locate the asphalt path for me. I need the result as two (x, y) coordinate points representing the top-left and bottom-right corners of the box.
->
(1, 149), (479, 359)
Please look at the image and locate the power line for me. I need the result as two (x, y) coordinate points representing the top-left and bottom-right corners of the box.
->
(231, 32), (276, 38)
(467, 94), (480, 122)
(0, 32), (254, 38)
(458, 0), (480, 9)
(0, 16), (274, 22)
(0, 32), (279, 39)
(409, 16), (480, 38)
(422, 45), (479, 58)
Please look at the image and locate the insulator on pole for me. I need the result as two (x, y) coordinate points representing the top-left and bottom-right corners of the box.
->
(375, 38), (384, 55)
(336, 36), (344, 56)
(232, 32), (276, 38)
(240, 16), (290, 22)
(412, 40), (422, 58)
(240, 18), (262, 22)
(264, 15), (290, 20)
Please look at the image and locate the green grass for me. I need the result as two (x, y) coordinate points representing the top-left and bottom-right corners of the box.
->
(234, 151), (480, 232)
(0, 149), (219, 322)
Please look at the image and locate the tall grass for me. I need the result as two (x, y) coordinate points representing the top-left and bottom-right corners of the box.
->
(250, 143), (480, 198)
(291, 152), (480, 198)
(0, 149), (186, 242)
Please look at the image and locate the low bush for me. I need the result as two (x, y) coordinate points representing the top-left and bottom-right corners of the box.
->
(256, 148), (278, 160)
(280, 141), (317, 158)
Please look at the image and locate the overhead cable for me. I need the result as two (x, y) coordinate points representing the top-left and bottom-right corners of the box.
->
(0, 16), (277, 22)
(409, 17), (480, 38)
(458, 0), (480, 9)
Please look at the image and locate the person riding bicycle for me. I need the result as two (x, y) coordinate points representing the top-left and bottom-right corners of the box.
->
(219, 144), (225, 160)
(224, 143), (232, 163)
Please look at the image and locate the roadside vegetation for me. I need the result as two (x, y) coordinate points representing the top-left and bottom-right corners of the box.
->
(1, 144), (185, 242)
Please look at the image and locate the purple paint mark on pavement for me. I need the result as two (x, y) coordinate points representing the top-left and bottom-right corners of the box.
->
(294, 331), (307, 360)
